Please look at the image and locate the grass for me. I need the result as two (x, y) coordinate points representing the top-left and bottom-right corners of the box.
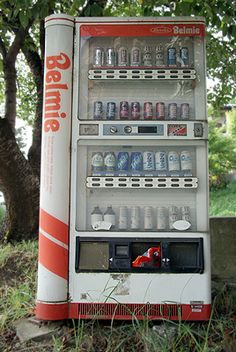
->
(0, 241), (236, 351)
(209, 181), (236, 216)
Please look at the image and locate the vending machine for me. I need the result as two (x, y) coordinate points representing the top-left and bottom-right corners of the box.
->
(36, 15), (211, 321)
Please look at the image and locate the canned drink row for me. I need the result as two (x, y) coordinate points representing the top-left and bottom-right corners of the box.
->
(94, 101), (190, 120)
(91, 205), (191, 231)
(93, 46), (190, 67)
(91, 150), (193, 173)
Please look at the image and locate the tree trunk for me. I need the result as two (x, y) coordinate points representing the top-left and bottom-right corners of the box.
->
(0, 119), (39, 242)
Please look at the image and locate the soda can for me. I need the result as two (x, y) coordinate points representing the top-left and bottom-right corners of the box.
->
(119, 206), (128, 230)
(130, 152), (143, 171)
(131, 102), (140, 120)
(104, 152), (116, 172)
(143, 46), (152, 66)
(156, 102), (165, 120)
(130, 206), (140, 230)
(93, 47), (104, 67)
(131, 47), (141, 66)
(93, 101), (103, 119)
(167, 47), (176, 66)
(91, 152), (103, 172)
(119, 101), (129, 120)
(117, 152), (129, 172)
(180, 150), (192, 171)
(106, 48), (116, 66)
(169, 213), (178, 230)
(106, 102), (116, 120)
(156, 206), (167, 230)
(168, 103), (177, 119)
(180, 103), (190, 119)
(168, 151), (180, 171)
(180, 47), (189, 67)
(155, 52), (164, 66)
(144, 206), (153, 230)
(155, 151), (167, 171)
(143, 151), (155, 171)
(118, 46), (129, 66)
(144, 102), (153, 120)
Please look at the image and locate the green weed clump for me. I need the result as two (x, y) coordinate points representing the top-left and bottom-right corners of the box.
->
(210, 181), (236, 216)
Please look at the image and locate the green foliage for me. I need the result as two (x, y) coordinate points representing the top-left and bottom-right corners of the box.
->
(0, 205), (5, 223)
(208, 119), (236, 188)
(210, 181), (236, 216)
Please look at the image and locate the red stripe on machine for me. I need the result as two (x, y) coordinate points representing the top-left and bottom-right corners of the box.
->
(40, 208), (68, 245)
(39, 233), (68, 280)
(36, 302), (69, 320)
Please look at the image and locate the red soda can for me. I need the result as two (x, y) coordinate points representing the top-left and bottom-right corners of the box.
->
(119, 101), (129, 120)
(131, 102), (140, 120)
(156, 102), (165, 120)
(144, 102), (153, 120)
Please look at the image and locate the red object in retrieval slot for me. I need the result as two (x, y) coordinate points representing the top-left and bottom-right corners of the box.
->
(132, 247), (161, 268)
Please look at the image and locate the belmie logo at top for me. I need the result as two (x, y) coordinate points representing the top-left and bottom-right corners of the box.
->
(43, 52), (71, 133)
(173, 26), (200, 35)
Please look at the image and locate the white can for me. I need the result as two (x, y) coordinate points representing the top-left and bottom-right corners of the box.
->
(130, 206), (140, 230)
(118, 206), (128, 230)
(155, 151), (167, 171)
(180, 150), (192, 171)
(143, 151), (155, 171)
(144, 206), (153, 230)
(156, 207), (167, 230)
(168, 151), (180, 171)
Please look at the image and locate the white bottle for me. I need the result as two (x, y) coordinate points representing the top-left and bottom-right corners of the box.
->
(118, 206), (128, 230)
(130, 206), (140, 230)
(144, 206), (153, 230)
(104, 205), (116, 229)
(91, 206), (103, 229)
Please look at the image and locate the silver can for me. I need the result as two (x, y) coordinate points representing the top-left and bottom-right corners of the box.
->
(144, 206), (153, 230)
(130, 206), (140, 230)
(93, 101), (103, 119)
(169, 213), (178, 230)
(180, 103), (190, 119)
(143, 151), (155, 171)
(168, 103), (178, 119)
(168, 151), (180, 171)
(131, 47), (141, 66)
(118, 46), (129, 66)
(93, 47), (104, 67)
(180, 150), (192, 171)
(155, 151), (167, 171)
(143, 46), (152, 66)
(156, 207), (167, 230)
(106, 48), (116, 66)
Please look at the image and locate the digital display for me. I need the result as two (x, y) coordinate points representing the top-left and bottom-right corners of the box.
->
(138, 126), (157, 134)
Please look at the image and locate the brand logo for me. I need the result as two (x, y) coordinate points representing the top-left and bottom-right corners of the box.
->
(173, 26), (200, 35)
(44, 53), (71, 132)
(150, 26), (172, 34)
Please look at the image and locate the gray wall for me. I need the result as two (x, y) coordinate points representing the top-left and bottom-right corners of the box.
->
(210, 217), (236, 282)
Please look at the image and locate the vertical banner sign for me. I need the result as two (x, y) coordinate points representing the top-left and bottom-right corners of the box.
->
(36, 15), (74, 320)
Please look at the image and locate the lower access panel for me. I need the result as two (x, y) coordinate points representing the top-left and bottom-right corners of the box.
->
(69, 233), (211, 321)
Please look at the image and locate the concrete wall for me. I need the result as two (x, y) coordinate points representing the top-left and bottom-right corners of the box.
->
(210, 217), (236, 282)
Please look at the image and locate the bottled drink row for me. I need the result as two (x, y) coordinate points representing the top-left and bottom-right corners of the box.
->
(93, 101), (190, 120)
(91, 205), (192, 231)
(93, 45), (190, 67)
(91, 150), (193, 174)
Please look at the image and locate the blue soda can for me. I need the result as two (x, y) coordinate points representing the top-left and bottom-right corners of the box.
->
(130, 152), (143, 171)
(180, 47), (189, 66)
(117, 152), (129, 171)
(167, 47), (176, 66)
(143, 151), (155, 171)
(106, 102), (116, 120)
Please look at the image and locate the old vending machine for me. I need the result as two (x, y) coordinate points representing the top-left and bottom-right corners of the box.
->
(36, 15), (211, 321)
